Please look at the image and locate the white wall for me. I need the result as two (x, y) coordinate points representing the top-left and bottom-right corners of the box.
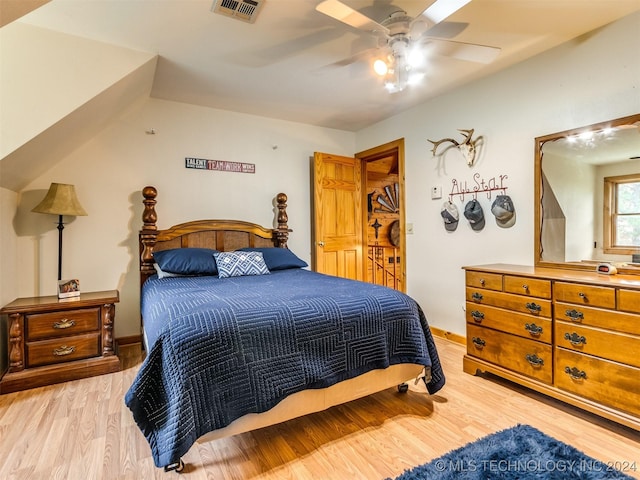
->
(355, 11), (640, 336)
(0, 187), (18, 373)
(7, 11), (640, 345)
(15, 98), (355, 339)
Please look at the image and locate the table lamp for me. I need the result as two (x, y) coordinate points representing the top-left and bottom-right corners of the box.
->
(32, 183), (88, 281)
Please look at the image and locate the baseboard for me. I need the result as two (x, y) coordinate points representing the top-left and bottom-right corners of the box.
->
(116, 334), (142, 347)
(430, 326), (465, 345)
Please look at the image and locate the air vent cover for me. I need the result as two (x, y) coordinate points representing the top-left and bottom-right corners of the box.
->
(212, 0), (265, 24)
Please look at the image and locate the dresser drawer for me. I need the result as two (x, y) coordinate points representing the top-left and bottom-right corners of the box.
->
(555, 348), (640, 417)
(555, 302), (640, 336)
(467, 324), (552, 384)
(465, 271), (502, 291)
(553, 282), (615, 309)
(504, 275), (551, 299)
(618, 289), (640, 314)
(466, 303), (552, 343)
(26, 333), (100, 367)
(555, 321), (640, 368)
(466, 288), (551, 317)
(26, 308), (100, 341)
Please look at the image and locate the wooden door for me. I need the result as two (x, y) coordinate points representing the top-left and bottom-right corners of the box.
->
(312, 152), (363, 280)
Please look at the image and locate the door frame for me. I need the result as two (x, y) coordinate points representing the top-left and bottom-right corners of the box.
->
(356, 138), (406, 291)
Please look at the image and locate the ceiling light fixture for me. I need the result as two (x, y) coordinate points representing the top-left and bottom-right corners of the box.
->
(373, 35), (425, 93)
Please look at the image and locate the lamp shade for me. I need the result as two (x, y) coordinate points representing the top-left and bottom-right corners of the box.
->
(32, 183), (88, 216)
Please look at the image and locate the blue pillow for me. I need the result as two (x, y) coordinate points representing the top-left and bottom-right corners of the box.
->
(238, 247), (308, 271)
(214, 251), (270, 278)
(153, 248), (218, 275)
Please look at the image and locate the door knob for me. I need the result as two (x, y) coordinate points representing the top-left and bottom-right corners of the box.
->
(318, 241), (325, 247)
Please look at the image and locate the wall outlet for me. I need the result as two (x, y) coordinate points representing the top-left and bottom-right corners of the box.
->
(431, 186), (442, 199)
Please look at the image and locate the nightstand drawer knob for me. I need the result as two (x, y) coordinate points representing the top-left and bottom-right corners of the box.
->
(53, 319), (76, 329)
(53, 345), (76, 356)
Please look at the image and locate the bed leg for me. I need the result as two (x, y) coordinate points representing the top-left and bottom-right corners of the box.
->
(163, 459), (185, 473)
(397, 383), (409, 393)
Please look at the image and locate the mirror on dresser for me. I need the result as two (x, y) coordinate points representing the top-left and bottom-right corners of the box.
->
(534, 113), (640, 275)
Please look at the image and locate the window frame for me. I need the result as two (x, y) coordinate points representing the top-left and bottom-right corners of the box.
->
(603, 173), (640, 255)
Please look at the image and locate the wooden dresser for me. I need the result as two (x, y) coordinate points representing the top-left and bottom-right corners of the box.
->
(0, 290), (120, 394)
(463, 264), (640, 431)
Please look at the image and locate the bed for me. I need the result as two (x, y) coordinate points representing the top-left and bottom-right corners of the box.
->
(126, 186), (445, 472)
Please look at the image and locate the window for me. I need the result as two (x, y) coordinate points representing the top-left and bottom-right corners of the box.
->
(603, 173), (640, 254)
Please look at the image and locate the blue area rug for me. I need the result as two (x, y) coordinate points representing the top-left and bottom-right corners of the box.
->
(391, 424), (636, 479)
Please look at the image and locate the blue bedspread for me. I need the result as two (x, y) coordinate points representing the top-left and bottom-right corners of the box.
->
(125, 269), (445, 468)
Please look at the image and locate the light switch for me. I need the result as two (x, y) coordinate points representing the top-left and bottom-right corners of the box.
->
(431, 186), (442, 199)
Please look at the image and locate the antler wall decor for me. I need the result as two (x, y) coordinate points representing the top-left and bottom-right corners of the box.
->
(428, 129), (484, 167)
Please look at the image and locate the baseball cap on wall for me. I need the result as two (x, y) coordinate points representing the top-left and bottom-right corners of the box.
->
(464, 199), (485, 231)
(441, 201), (459, 232)
(491, 195), (516, 228)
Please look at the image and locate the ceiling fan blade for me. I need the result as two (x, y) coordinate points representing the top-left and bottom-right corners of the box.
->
(426, 38), (501, 64)
(410, 20), (468, 40)
(316, 0), (389, 35)
(419, 0), (472, 25)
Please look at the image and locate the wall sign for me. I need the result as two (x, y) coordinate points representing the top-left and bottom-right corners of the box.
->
(185, 157), (255, 174)
(449, 172), (508, 202)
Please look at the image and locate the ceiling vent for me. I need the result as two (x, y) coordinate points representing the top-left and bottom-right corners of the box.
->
(212, 0), (265, 24)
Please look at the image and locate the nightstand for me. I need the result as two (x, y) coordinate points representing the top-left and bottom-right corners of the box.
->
(0, 290), (120, 394)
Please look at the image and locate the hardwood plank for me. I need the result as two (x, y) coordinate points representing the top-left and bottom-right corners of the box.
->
(0, 338), (638, 479)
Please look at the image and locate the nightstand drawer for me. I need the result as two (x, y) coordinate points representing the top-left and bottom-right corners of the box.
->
(26, 333), (100, 367)
(26, 308), (100, 341)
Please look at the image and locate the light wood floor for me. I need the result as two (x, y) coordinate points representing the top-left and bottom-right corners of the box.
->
(0, 337), (638, 480)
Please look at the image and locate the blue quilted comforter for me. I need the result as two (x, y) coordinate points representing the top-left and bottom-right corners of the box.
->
(125, 269), (445, 468)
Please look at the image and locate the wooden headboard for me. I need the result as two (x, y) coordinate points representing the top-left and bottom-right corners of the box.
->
(139, 186), (291, 286)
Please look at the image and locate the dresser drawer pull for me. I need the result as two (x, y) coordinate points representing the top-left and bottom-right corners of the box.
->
(524, 323), (543, 336)
(470, 310), (485, 322)
(525, 302), (542, 314)
(52, 319), (76, 329)
(578, 292), (587, 301)
(564, 332), (587, 346)
(53, 345), (76, 356)
(564, 366), (587, 381)
(471, 337), (486, 349)
(525, 353), (544, 367)
(471, 292), (483, 302)
(479, 279), (485, 286)
(565, 309), (584, 322)
(522, 284), (529, 291)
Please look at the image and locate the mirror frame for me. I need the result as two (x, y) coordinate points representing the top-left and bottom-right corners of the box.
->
(534, 113), (640, 275)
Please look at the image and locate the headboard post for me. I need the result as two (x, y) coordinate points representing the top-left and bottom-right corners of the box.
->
(140, 186), (159, 285)
(275, 192), (291, 248)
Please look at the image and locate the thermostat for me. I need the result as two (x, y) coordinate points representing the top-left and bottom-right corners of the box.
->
(597, 263), (617, 275)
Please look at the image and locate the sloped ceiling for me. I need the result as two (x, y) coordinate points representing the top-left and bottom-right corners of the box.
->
(2, 0), (640, 192)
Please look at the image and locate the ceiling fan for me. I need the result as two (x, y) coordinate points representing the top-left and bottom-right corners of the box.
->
(315, 0), (501, 93)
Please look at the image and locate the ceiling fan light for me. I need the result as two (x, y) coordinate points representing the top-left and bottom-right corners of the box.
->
(373, 59), (388, 76)
(408, 72), (425, 85)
